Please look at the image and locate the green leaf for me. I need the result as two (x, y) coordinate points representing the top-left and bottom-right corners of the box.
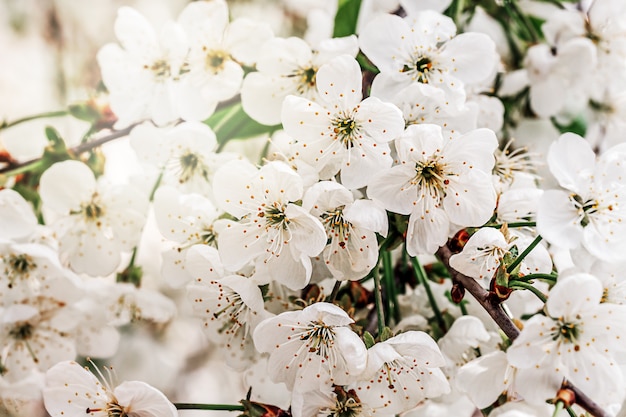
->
(363, 331), (376, 349)
(68, 103), (101, 123)
(333, 0), (362, 38)
(204, 104), (281, 149)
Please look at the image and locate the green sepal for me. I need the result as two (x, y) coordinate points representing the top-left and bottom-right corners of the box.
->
(379, 326), (394, 342)
(116, 264), (143, 287)
(363, 331), (376, 349)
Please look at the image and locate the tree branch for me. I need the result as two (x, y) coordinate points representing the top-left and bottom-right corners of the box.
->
(0, 123), (137, 175)
(436, 242), (611, 417)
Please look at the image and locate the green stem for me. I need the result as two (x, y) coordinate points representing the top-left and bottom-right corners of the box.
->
(552, 401), (564, 417)
(514, 273), (557, 283)
(1, 110), (68, 130)
(174, 403), (245, 412)
(148, 170), (164, 202)
(411, 257), (446, 332)
(372, 263), (386, 337)
(382, 251), (400, 324)
(0, 159), (45, 177)
(510, 280), (547, 303)
(565, 406), (577, 417)
(486, 221), (536, 229)
(507, 235), (543, 273)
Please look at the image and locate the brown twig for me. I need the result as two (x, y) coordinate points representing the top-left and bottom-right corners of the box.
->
(436, 242), (611, 417)
(0, 123), (137, 175)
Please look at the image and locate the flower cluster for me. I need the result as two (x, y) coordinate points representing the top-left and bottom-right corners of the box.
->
(1, 1), (626, 417)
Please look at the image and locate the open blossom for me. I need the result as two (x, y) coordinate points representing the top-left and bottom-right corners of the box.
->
(213, 159), (326, 290)
(537, 133), (626, 261)
(350, 331), (450, 415)
(253, 302), (367, 392)
(368, 124), (497, 255)
(43, 360), (177, 417)
(178, 0), (272, 111)
(507, 273), (626, 408)
(281, 54), (405, 190)
(302, 181), (388, 281)
(97, 7), (189, 127)
(359, 10), (498, 104)
(241, 36), (358, 126)
(39, 161), (148, 276)
(188, 274), (271, 370)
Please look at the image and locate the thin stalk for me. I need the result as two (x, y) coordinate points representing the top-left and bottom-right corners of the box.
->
(552, 401), (564, 417)
(1, 110), (68, 130)
(372, 263), (386, 337)
(510, 280), (547, 303)
(411, 257), (446, 332)
(566, 407), (577, 417)
(148, 169), (164, 202)
(382, 251), (400, 324)
(487, 221), (536, 229)
(174, 403), (245, 412)
(329, 280), (342, 303)
(507, 235), (543, 273)
(514, 273), (557, 283)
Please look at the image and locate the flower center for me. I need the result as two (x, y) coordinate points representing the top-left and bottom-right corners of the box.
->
(5, 253), (36, 288)
(149, 59), (171, 81)
(292, 66), (318, 95)
(322, 386), (363, 417)
(301, 321), (335, 357)
(331, 113), (360, 149)
(80, 194), (105, 223)
(552, 318), (581, 348)
(9, 323), (33, 340)
(402, 56), (434, 83)
(570, 194), (598, 227)
(205, 50), (229, 73)
(177, 151), (209, 184)
(321, 207), (350, 244)
(412, 158), (449, 203)
(262, 203), (289, 229)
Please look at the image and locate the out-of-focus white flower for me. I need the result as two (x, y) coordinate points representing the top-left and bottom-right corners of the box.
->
(178, 0), (272, 113)
(253, 302), (367, 392)
(368, 124), (497, 255)
(43, 360), (177, 417)
(97, 7), (189, 127)
(282, 55), (404, 189)
(0, 189), (38, 241)
(39, 160), (148, 277)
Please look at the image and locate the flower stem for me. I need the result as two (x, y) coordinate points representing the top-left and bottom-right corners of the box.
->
(329, 280), (342, 303)
(411, 257), (446, 332)
(372, 262), (386, 337)
(566, 406), (577, 417)
(486, 221), (536, 229)
(552, 401), (564, 417)
(0, 110), (68, 130)
(507, 235), (543, 274)
(174, 403), (245, 412)
(514, 273), (557, 283)
(509, 279), (547, 303)
(382, 250), (400, 324)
